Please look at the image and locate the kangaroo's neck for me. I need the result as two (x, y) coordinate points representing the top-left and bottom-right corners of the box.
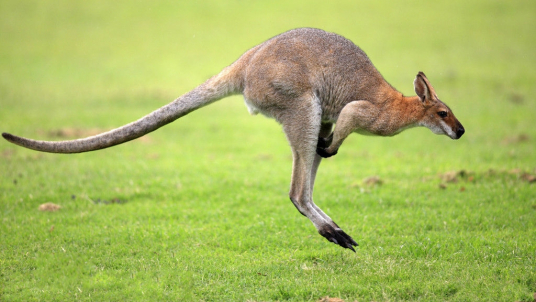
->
(396, 95), (425, 124)
(377, 88), (425, 135)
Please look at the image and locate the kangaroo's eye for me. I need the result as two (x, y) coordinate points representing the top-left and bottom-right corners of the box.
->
(437, 111), (448, 118)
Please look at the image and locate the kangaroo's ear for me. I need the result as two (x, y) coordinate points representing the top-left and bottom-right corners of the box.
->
(414, 72), (437, 103)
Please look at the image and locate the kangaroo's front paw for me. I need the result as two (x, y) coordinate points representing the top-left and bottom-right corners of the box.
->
(317, 137), (329, 149)
(318, 224), (358, 252)
(316, 146), (337, 158)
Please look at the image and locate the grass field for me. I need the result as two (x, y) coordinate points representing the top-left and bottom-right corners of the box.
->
(1, 0), (535, 301)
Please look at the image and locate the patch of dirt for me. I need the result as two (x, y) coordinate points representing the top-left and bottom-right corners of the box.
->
(508, 168), (523, 175)
(363, 175), (383, 186)
(440, 171), (459, 183)
(439, 168), (535, 189)
(521, 173), (536, 183)
(1, 149), (15, 159)
(507, 169), (536, 183)
(317, 297), (346, 302)
(508, 92), (525, 104)
(502, 133), (530, 145)
(38, 203), (61, 212)
(439, 170), (470, 184)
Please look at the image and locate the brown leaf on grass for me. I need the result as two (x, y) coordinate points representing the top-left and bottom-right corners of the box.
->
(363, 176), (382, 186)
(38, 203), (61, 212)
(439, 183), (447, 189)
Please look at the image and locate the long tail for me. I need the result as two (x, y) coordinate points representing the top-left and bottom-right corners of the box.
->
(2, 67), (241, 153)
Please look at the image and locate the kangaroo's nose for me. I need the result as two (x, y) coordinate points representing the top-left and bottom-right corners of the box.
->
(456, 126), (465, 139)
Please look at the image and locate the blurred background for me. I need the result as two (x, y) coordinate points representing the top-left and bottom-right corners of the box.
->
(1, 1), (535, 300)
(1, 0), (535, 171)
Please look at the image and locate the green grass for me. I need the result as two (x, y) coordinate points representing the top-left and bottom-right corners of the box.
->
(1, 0), (535, 301)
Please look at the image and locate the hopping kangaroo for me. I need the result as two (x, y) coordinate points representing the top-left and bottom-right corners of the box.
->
(3, 28), (464, 251)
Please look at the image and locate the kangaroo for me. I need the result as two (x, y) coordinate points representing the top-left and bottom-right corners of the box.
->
(2, 28), (464, 251)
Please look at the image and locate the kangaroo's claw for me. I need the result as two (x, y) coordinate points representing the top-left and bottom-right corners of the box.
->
(319, 225), (358, 252)
(337, 229), (358, 247)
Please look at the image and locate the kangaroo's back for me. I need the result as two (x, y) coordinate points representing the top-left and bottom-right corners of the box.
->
(241, 28), (394, 122)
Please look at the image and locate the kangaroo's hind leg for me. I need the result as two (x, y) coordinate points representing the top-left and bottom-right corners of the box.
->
(310, 122), (358, 248)
(281, 100), (357, 251)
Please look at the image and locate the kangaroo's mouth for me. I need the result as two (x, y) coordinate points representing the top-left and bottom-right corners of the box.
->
(455, 123), (465, 139)
(454, 127), (465, 139)
(447, 128), (465, 140)
(439, 120), (465, 140)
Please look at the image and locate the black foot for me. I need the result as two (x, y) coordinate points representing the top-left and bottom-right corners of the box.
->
(317, 137), (329, 149)
(319, 225), (358, 252)
(316, 136), (337, 158)
(316, 147), (337, 158)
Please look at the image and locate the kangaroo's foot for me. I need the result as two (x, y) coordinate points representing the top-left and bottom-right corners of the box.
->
(318, 224), (358, 252)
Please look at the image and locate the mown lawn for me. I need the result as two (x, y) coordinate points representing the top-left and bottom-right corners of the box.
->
(1, 0), (535, 301)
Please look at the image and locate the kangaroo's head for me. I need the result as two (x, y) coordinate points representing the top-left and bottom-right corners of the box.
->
(414, 72), (465, 139)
